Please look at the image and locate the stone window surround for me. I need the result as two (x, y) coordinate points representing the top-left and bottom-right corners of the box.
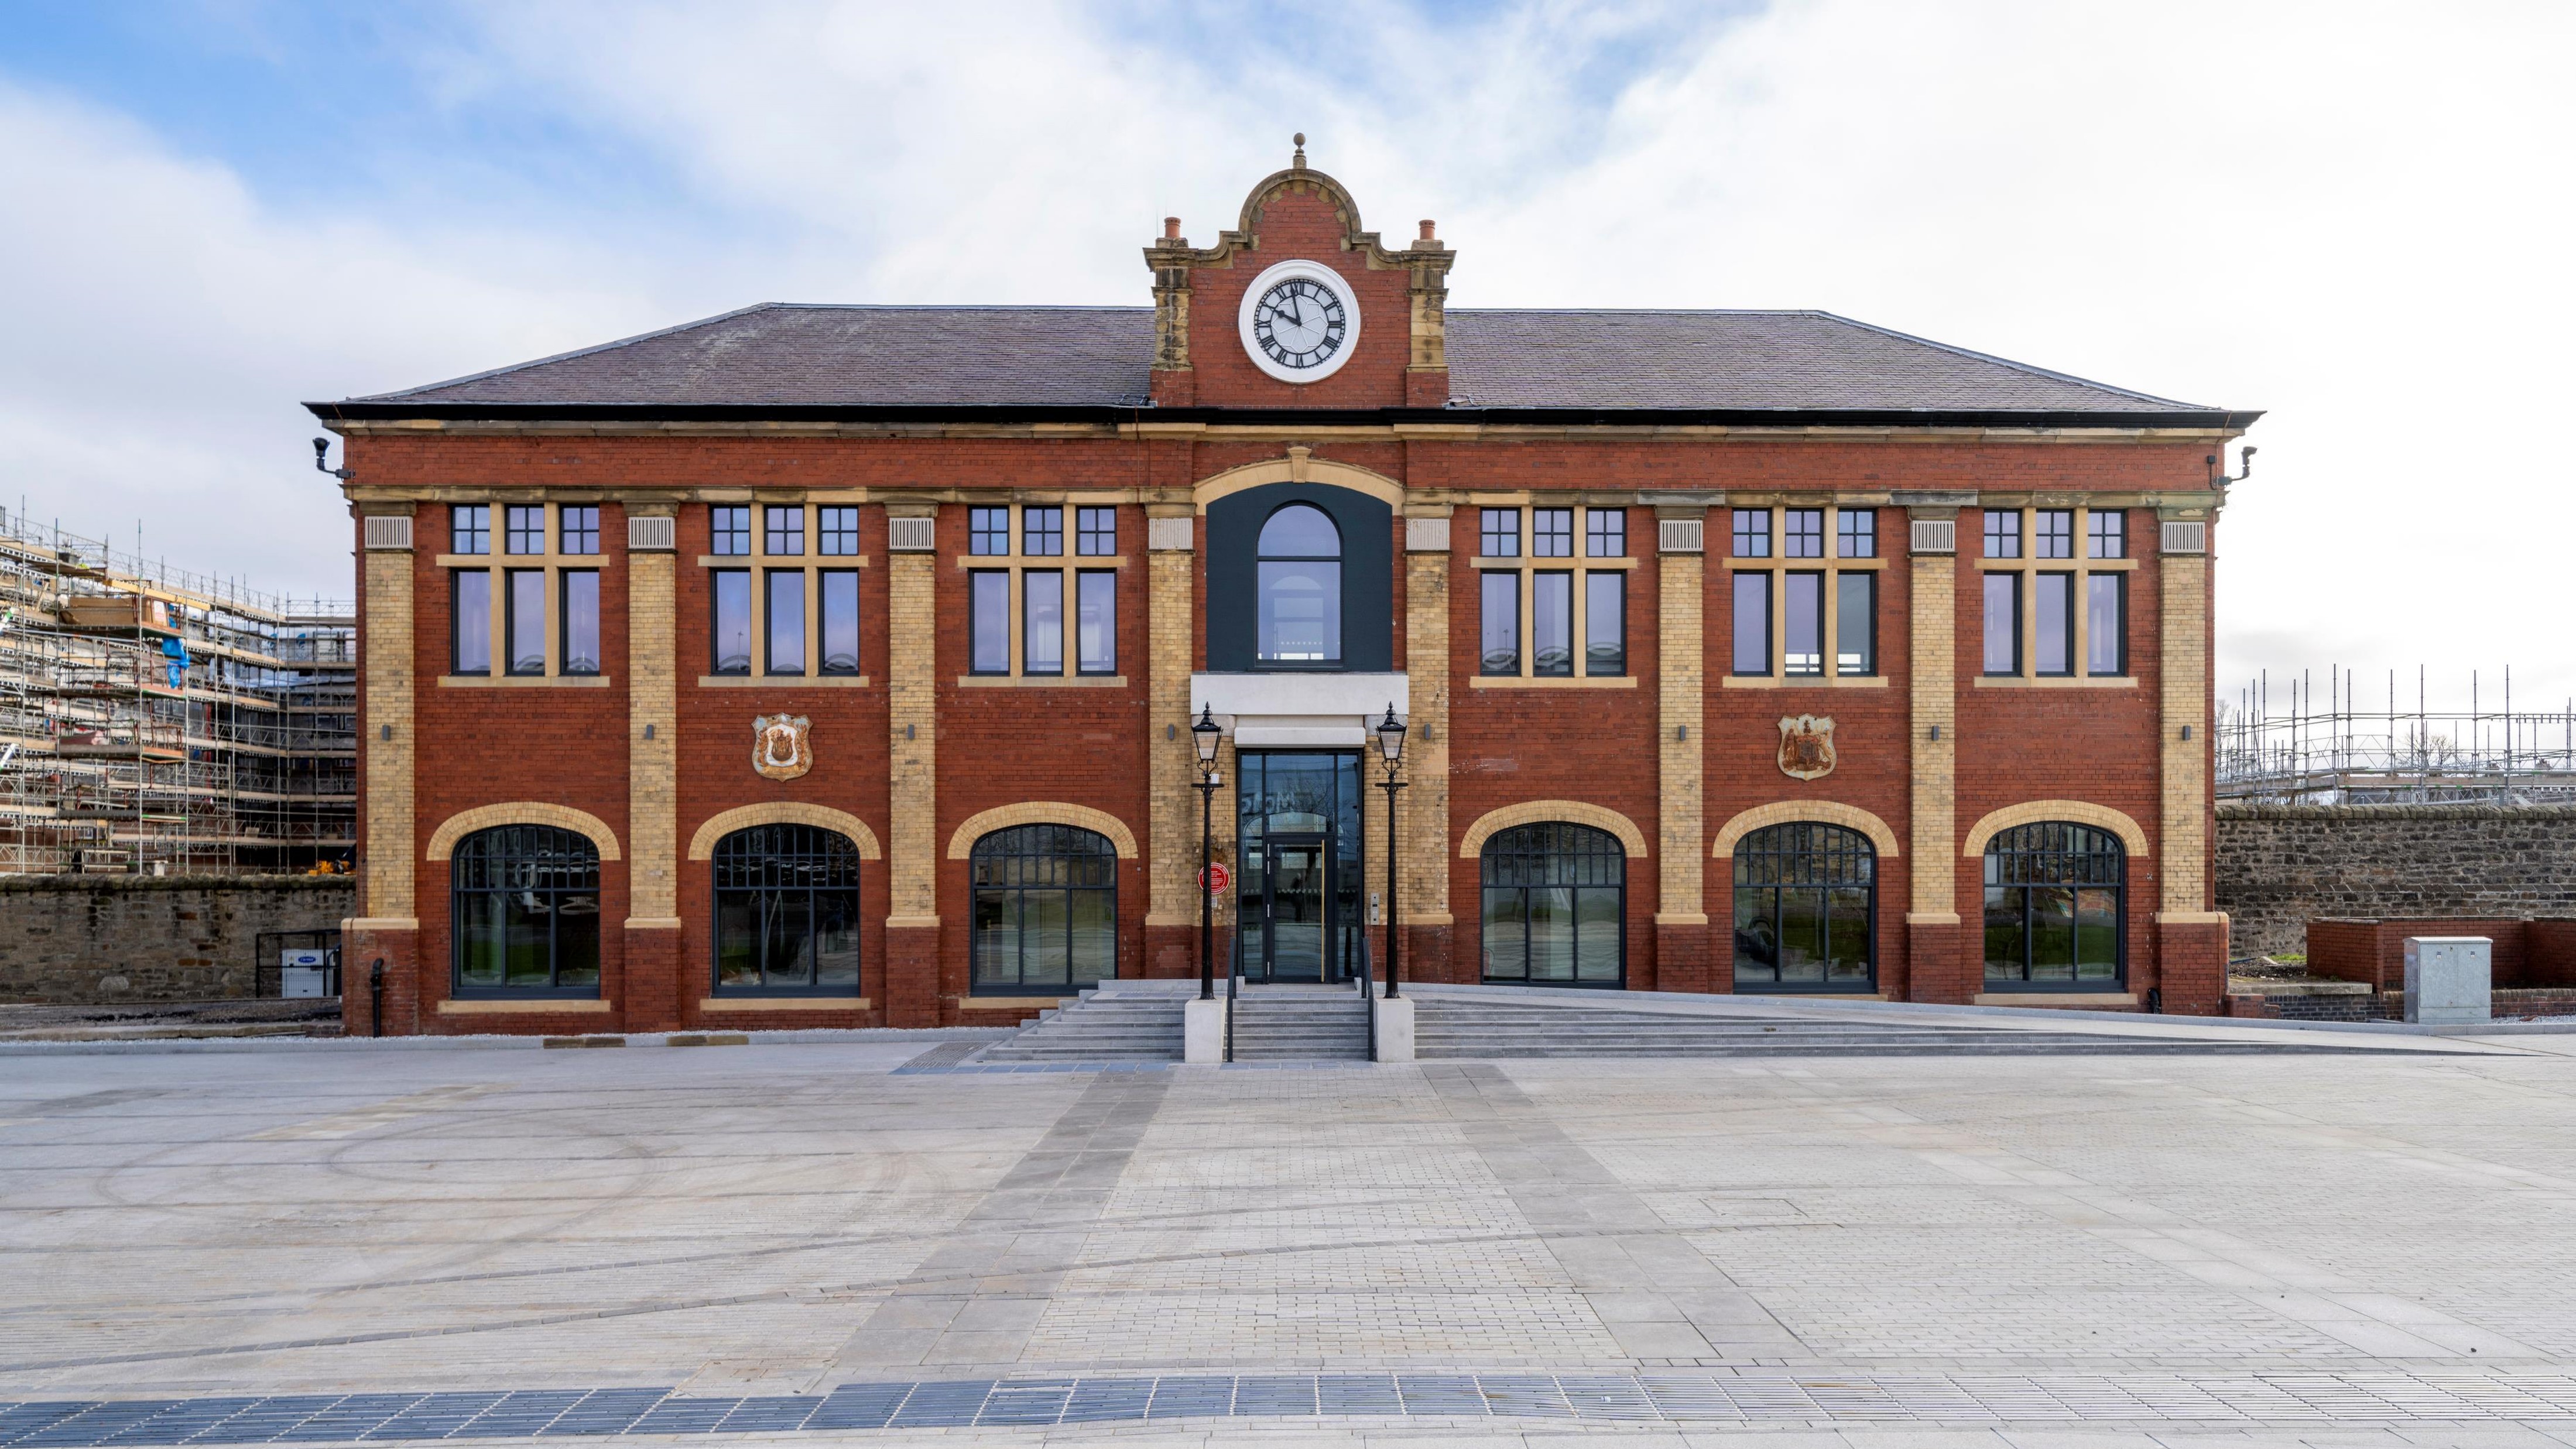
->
(436, 501), (614, 690)
(1721, 502), (1888, 690)
(1467, 503), (1639, 690)
(951, 503), (1129, 688)
(1973, 504), (2139, 690)
(697, 502), (872, 688)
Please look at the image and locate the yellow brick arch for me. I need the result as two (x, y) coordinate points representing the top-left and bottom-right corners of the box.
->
(1457, 800), (1650, 859)
(946, 803), (1140, 860)
(1960, 800), (2151, 859)
(1711, 801), (1902, 859)
(686, 803), (882, 861)
(1191, 454), (1407, 512)
(425, 803), (623, 862)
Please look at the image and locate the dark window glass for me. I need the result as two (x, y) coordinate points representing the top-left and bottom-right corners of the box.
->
(766, 570), (805, 675)
(1480, 571), (1519, 675)
(765, 506), (803, 557)
(1533, 508), (1573, 558)
(560, 506), (600, 556)
(969, 507), (1009, 556)
(1836, 571), (1875, 676)
(1480, 822), (1623, 985)
(1838, 508), (1875, 559)
(1024, 570), (1064, 674)
(819, 506), (860, 556)
(1982, 571), (2019, 674)
(1256, 504), (1340, 664)
(1733, 822), (1875, 989)
(452, 825), (601, 995)
(1480, 508), (1520, 557)
(1784, 571), (1823, 676)
(1732, 571), (1769, 674)
(1023, 506), (1063, 557)
(711, 570), (751, 674)
(1585, 571), (1624, 676)
(1732, 508), (1770, 558)
(1533, 572), (1572, 676)
(1984, 822), (2124, 986)
(561, 571), (600, 675)
(2035, 572), (2074, 675)
(971, 824), (1117, 992)
(452, 570), (491, 674)
(451, 505), (489, 556)
(1077, 570), (1115, 674)
(2087, 573), (2125, 675)
(821, 571), (859, 674)
(1077, 506), (1116, 556)
(1983, 509), (2020, 559)
(2035, 509), (2073, 560)
(1587, 508), (1625, 558)
(506, 570), (545, 674)
(713, 825), (861, 994)
(711, 506), (751, 557)
(970, 571), (1009, 673)
(1784, 508), (1824, 559)
(2088, 509), (2125, 559)
(505, 506), (544, 556)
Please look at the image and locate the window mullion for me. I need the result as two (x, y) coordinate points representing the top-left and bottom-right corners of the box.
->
(1821, 564), (1839, 680)
(2019, 512), (2036, 679)
(2072, 506), (2092, 677)
(1570, 563), (1588, 677)
(1519, 564), (1534, 678)
(751, 533), (770, 677)
(806, 564), (820, 677)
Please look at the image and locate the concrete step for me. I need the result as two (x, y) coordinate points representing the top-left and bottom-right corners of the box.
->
(980, 991), (1188, 1062)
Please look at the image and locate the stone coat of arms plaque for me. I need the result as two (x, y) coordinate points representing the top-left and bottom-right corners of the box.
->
(752, 714), (813, 781)
(1776, 714), (1836, 782)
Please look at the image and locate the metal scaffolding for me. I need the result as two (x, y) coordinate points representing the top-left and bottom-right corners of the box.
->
(2218, 665), (2576, 806)
(0, 506), (355, 875)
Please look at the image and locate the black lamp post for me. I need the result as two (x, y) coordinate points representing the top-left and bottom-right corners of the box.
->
(1191, 704), (1223, 1001)
(1374, 703), (1407, 1000)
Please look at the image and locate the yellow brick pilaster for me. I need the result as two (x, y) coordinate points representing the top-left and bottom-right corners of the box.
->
(625, 515), (678, 924)
(886, 508), (940, 923)
(1907, 508), (1960, 920)
(1402, 512), (1452, 923)
(359, 523), (415, 924)
(2159, 545), (2211, 913)
(1654, 510), (1706, 924)
(1146, 508), (1198, 926)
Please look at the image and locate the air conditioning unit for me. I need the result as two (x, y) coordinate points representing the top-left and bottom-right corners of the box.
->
(888, 516), (937, 552)
(2161, 520), (2208, 554)
(627, 515), (676, 551)
(1910, 518), (1957, 555)
(362, 516), (413, 551)
(1656, 518), (1704, 554)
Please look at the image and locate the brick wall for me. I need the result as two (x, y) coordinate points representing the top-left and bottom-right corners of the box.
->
(2219, 804), (2576, 957)
(0, 876), (354, 1003)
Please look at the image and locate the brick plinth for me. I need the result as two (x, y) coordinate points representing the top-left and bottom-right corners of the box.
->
(2153, 918), (2228, 1015)
(622, 924), (682, 1033)
(883, 923), (940, 1027)
(1905, 918), (1969, 1004)
(340, 923), (420, 1037)
(1653, 919), (1709, 995)
(1395, 923), (1451, 991)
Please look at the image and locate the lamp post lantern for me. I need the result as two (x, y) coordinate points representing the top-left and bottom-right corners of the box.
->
(1373, 703), (1407, 1000)
(1191, 705), (1223, 1001)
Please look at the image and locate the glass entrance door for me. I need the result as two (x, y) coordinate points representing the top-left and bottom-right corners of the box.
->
(1233, 752), (1362, 984)
(1262, 835), (1330, 982)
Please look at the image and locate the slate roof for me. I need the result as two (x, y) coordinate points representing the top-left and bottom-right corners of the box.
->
(338, 302), (2225, 419)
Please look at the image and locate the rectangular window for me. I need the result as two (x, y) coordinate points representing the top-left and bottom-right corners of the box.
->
(1784, 509), (1823, 559)
(2088, 509), (2125, 559)
(1732, 508), (1771, 558)
(1077, 570), (1115, 674)
(561, 571), (600, 674)
(1533, 508), (1573, 558)
(1587, 508), (1625, 557)
(2035, 509), (2073, 560)
(560, 506), (600, 556)
(820, 571), (860, 674)
(969, 571), (1009, 673)
(818, 506), (860, 556)
(1076, 506), (1116, 556)
(1533, 572), (1573, 675)
(1479, 571), (1519, 674)
(506, 570), (546, 674)
(1256, 559), (1339, 662)
(969, 507), (1009, 556)
(1982, 509), (2020, 559)
(2034, 573), (2073, 674)
(1480, 508), (1520, 557)
(1585, 571), (1625, 675)
(451, 505), (489, 556)
(452, 570), (491, 673)
(1022, 506), (1063, 557)
(505, 506), (544, 556)
(766, 570), (805, 675)
(764, 505), (804, 557)
(711, 570), (751, 674)
(1837, 571), (1875, 675)
(711, 506), (751, 557)
(1732, 571), (1770, 674)
(2087, 573), (2125, 674)
(1023, 570), (1064, 674)
(1982, 571), (2020, 674)
(1783, 571), (1824, 676)
(1838, 508), (1875, 559)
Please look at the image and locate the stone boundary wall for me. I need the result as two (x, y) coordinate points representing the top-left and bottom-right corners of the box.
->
(0, 876), (356, 1003)
(2217, 804), (2576, 958)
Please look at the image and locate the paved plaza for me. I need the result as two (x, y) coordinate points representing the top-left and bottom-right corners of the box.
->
(13, 1033), (2576, 1444)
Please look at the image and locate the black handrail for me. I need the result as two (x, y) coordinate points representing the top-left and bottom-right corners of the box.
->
(1358, 929), (1377, 1062)
(1224, 931), (1239, 1064)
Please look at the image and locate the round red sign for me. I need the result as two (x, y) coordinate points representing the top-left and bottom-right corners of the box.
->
(1199, 863), (1231, 895)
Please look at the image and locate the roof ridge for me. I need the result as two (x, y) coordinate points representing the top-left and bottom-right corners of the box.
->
(1807, 311), (2202, 409)
(758, 303), (1154, 313)
(1449, 307), (1830, 317)
(354, 303), (785, 402)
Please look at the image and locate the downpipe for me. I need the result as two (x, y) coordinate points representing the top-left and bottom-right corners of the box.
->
(369, 958), (385, 1038)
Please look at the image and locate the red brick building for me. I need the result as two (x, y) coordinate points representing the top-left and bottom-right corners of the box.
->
(314, 150), (2256, 1035)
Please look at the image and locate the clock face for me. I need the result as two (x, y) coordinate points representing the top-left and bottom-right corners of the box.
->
(1238, 259), (1362, 383)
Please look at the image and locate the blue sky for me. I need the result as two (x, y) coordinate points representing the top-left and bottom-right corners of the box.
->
(1, 1), (2570, 711)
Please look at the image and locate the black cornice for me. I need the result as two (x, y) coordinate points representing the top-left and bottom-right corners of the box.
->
(307, 400), (2265, 431)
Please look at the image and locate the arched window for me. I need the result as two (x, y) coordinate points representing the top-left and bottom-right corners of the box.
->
(1732, 823), (1875, 991)
(712, 824), (861, 995)
(971, 824), (1117, 993)
(1984, 821), (2125, 987)
(1479, 821), (1623, 985)
(451, 824), (601, 996)
(1256, 503), (1341, 664)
